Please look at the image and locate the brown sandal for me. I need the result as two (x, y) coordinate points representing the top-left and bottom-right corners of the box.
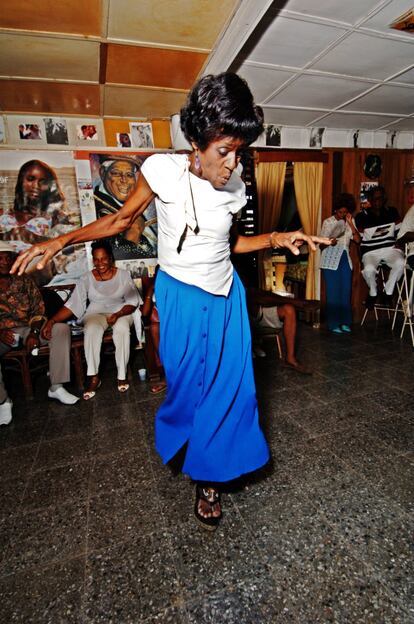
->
(194, 485), (222, 531)
(83, 376), (101, 400)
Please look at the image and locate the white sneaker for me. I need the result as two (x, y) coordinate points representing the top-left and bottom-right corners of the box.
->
(0, 399), (13, 425)
(48, 387), (79, 405)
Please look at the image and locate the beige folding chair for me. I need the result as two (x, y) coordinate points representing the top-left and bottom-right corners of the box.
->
(399, 245), (414, 346)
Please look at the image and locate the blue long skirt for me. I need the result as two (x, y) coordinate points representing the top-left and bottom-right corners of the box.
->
(154, 270), (270, 482)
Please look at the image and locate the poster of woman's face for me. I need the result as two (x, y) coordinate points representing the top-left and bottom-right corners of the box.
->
(0, 151), (84, 286)
(129, 123), (154, 149)
(74, 151), (158, 262)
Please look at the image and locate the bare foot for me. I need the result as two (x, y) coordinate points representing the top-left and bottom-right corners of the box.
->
(198, 497), (221, 519)
(197, 487), (221, 519)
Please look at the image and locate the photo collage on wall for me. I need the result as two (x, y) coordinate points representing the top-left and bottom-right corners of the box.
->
(0, 150), (160, 288)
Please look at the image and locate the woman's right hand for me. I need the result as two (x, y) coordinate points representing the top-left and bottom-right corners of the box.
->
(330, 237), (337, 246)
(10, 238), (64, 275)
(41, 320), (55, 341)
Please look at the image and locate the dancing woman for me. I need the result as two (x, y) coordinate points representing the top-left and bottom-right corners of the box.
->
(13, 73), (330, 530)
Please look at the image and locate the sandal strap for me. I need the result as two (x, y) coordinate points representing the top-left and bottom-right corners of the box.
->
(197, 486), (220, 504)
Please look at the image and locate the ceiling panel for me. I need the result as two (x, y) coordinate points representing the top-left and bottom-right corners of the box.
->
(0, 0), (412, 131)
(0, 0), (102, 36)
(270, 0), (381, 26)
(237, 65), (295, 102)
(266, 74), (372, 108)
(247, 17), (344, 67)
(343, 84), (414, 115)
(106, 44), (206, 89)
(390, 66), (414, 84)
(0, 34), (100, 82)
(262, 107), (325, 126)
(104, 85), (187, 118)
(0, 80), (101, 115)
(107, 0), (239, 49)
(315, 112), (402, 129)
(383, 117), (414, 131)
(312, 32), (414, 79)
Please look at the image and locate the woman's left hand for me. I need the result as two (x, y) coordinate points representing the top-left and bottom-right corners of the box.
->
(270, 231), (332, 255)
(107, 312), (119, 326)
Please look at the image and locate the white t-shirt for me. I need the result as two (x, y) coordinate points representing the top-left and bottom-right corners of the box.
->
(140, 153), (246, 296)
(66, 268), (140, 320)
(397, 203), (414, 259)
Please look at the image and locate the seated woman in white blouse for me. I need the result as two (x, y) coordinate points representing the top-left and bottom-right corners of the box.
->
(43, 241), (140, 399)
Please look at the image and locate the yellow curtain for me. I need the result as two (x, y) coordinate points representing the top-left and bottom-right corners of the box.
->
(255, 161), (286, 288)
(293, 162), (323, 300)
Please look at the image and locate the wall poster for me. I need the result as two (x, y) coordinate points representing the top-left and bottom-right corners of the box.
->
(0, 151), (86, 286)
(73, 150), (158, 278)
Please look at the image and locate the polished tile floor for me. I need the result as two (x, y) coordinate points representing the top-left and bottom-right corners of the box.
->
(0, 321), (413, 623)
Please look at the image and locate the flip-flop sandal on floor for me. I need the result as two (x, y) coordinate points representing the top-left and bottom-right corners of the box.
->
(150, 381), (167, 394)
(117, 380), (130, 393)
(83, 379), (101, 400)
(282, 361), (312, 375)
(194, 485), (222, 531)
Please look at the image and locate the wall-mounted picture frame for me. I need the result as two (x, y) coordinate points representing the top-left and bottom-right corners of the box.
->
(265, 124), (281, 147)
(0, 117), (5, 144)
(44, 117), (69, 146)
(116, 132), (132, 148)
(129, 122), (154, 149)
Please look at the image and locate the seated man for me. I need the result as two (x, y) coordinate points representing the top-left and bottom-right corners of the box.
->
(355, 186), (404, 308)
(246, 287), (316, 375)
(0, 242), (78, 425)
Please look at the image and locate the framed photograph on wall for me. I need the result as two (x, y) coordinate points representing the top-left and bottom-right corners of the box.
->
(0, 117), (5, 144)
(129, 122), (154, 149)
(44, 117), (69, 145)
(76, 124), (98, 142)
(116, 132), (132, 148)
(265, 124), (281, 147)
(309, 127), (325, 148)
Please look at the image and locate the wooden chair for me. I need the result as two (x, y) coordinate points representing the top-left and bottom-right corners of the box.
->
(1, 282), (160, 398)
(252, 324), (283, 359)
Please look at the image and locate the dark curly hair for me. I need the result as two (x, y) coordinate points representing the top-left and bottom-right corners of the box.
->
(91, 240), (115, 263)
(333, 193), (356, 214)
(180, 73), (264, 150)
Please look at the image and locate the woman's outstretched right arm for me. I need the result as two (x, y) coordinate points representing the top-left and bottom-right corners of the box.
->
(11, 174), (155, 275)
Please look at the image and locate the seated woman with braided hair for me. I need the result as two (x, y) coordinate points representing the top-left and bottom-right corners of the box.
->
(13, 72), (330, 531)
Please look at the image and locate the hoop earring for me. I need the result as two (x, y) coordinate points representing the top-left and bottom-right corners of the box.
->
(195, 151), (201, 171)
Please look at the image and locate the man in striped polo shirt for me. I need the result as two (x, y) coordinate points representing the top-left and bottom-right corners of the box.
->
(356, 186), (404, 309)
